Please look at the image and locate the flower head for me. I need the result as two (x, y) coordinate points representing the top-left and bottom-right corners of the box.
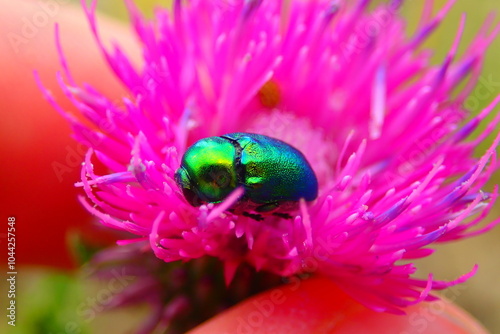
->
(44, 0), (500, 316)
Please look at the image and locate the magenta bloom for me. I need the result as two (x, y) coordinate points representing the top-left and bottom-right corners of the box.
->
(45, 0), (500, 315)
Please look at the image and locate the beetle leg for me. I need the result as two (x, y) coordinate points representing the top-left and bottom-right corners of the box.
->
(272, 212), (293, 219)
(242, 211), (264, 221)
(255, 202), (280, 212)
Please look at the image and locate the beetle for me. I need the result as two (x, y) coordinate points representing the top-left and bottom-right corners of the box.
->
(175, 132), (318, 220)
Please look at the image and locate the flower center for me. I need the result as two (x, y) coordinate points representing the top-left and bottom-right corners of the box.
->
(244, 110), (336, 188)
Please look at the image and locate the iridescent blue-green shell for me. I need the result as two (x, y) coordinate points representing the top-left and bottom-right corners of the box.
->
(175, 132), (318, 216)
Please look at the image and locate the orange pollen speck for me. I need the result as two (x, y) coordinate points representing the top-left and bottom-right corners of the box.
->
(258, 80), (281, 108)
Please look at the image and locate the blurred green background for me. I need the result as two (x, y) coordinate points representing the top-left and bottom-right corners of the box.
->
(401, 1), (500, 333)
(1, 0), (499, 333)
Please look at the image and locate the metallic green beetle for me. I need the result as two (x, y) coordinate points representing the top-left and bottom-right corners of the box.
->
(175, 133), (318, 220)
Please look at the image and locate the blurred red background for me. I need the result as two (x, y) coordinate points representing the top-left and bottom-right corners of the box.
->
(0, 0), (141, 268)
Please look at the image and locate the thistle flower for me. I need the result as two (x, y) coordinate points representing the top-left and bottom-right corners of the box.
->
(43, 0), (500, 323)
